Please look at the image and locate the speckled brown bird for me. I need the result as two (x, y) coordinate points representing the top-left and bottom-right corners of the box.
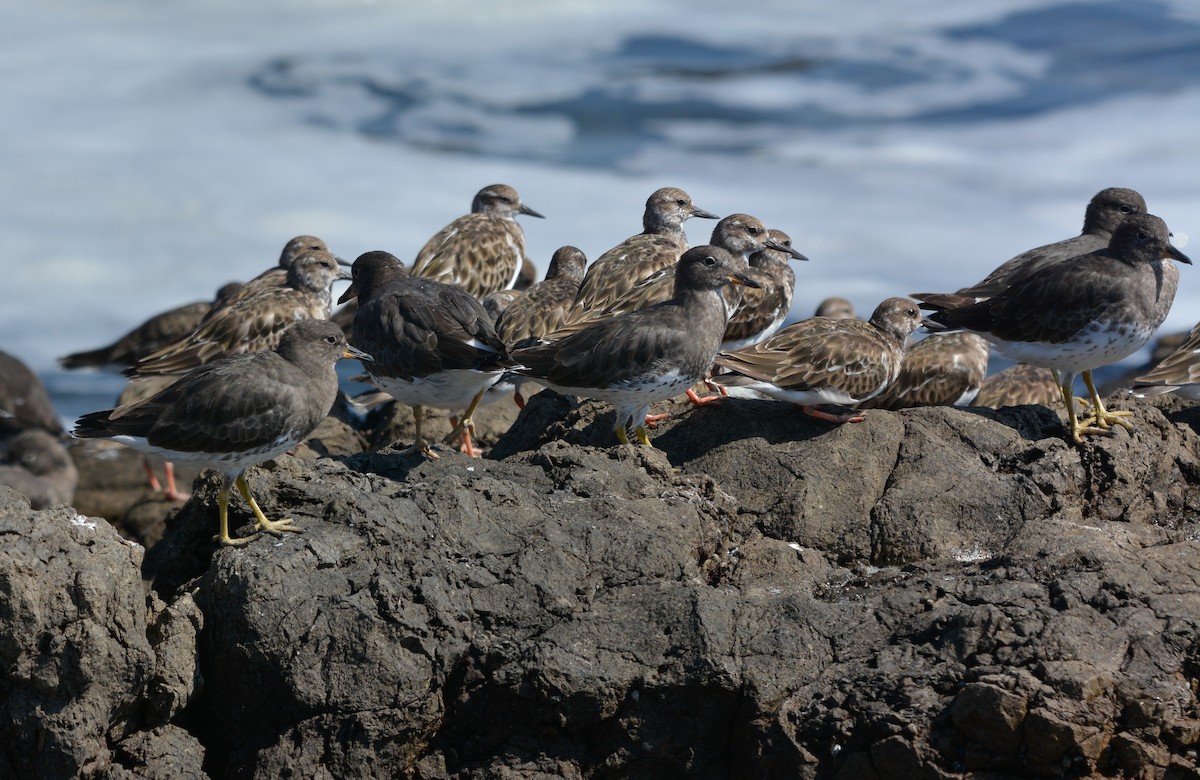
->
(410, 184), (543, 299)
(128, 250), (349, 377)
(711, 297), (924, 423)
(565, 187), (717, 322)
(861, 332), (991, 410)
(972, 363), (1062, 409)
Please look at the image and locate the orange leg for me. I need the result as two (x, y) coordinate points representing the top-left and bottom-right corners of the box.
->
(802, 405), (865, 424)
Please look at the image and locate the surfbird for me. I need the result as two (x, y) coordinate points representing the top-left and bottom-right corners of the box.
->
(60, 282), (244, 372)
(340, 251), (511, 458)
(410, 184), (543, 300)
(510, 245), (758, 446)
(0, 350), (63, 437)
(915, 187), (1147, 310)
(128, 250), (349, 377)
(74, 319), (367, 546)
(566, 187), (717, 322)
(0, 429), (78, 510)
(861, 332), (991, 410)
(972, 363), (1062, 409)
(1132, 321), (1200, 400)
(711, 297), (924, 423)
(916, 213), (1190, 443)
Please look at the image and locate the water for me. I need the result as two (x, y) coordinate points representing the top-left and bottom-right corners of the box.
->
(4, 0), (1199, 426)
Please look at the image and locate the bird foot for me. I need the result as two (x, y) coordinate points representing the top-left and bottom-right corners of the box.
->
(401, 441), (440, 460)
(803, 404), (865, 424)
(1077, 408), (1134, 433)
(643, 411), (672, 429)
(256, 516), (302, 537)
(214, 530), (260, 547)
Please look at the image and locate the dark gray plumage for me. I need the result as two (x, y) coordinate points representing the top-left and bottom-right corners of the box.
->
(74, 319), (365, 545)
(917, 213), (1190, 442)
(511, 245), (758, 445)
(341, 251), (510, 457)
(0, 350), (62, 437)
(0, 430), (78, 509)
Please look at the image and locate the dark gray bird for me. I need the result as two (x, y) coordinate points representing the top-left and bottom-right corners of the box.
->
(410, 184), (543, 299)
(74, 319), (367, 546)
(915, 187), (1147, 309)
(0, 430), (78, 510)
(340, 251), (511, 458)
(0, 350), (63, 437)
(916, 213), (1189, 443)
(511, 245), (758, 446)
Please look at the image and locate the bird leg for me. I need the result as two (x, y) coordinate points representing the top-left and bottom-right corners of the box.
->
(142, 458), (163, 493)
(442, 390), (486, 454)
(1077, 370), (1134, 434)
(402, 405), (439, 459)
(615, 425), (631, 445)
(237, 474), (300, 537)
(1058, 378), (1110, 444)
(802, 404), (865, 424)
(633, 426), (654, 447)
(162, 461), (190, 501)
(214, 483), (258, 547)
(448, 415), (479, 458)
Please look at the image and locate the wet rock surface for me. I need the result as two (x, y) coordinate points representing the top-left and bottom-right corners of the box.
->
(6, 390), (1200, 778)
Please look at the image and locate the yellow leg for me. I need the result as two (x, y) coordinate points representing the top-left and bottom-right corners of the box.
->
(634, 426), (654, 447)
(236, 474), (300, 537)
(615, 426), (630, 445)
(402, 405), (438, 459)
(1059, 375), (1111, 444)
(213, 484), (257, 546)
(442, 389), (486, 450)
(1080, 371), (1133, 433)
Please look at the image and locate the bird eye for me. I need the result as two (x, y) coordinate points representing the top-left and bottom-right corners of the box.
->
(675, 199), (687, 206)
(324, 335), (337, 345)
(703, 255), (717, 266)
(747, 226), (760, 234)
(1137, 230), (1149, 241)
(1120, 204), (1133, 214)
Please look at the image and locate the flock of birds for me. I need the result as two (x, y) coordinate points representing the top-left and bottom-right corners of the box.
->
(1, 183), (1196, 545)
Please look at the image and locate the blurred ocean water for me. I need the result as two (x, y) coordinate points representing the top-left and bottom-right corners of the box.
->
(3, 0), (1198, 425)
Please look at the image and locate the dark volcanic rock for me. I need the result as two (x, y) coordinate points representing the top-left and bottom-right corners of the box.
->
(8, 388), (1200, 778)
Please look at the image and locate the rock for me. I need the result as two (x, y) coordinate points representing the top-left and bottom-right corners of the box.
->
(9, 388), (1200, 778)
(0, 490), (198, 778)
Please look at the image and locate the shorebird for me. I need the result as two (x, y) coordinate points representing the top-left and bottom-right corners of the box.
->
(861, 332), (991, 410)
(128, 250), (348, 377)
(0, 430), (78, 510)
(511, 245), (758, 446)
(711, 297), (924, 423)
(916, 213), (1190, 443)
(410, 184), (543, 299)
(341, 251), (511, 458)
(1132, 321), (1200, 400)
(972, 363), (1062, 409)
(566, 187), (717, 322)
(74, 319), (368, 546)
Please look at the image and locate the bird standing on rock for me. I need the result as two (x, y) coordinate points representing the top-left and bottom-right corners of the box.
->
(341, 251), (511, 458)
(511, 245), (759, 446)
(411, 184), (543, 299)
(915, 213), (1190, 443)
(74, 319), (369, 546)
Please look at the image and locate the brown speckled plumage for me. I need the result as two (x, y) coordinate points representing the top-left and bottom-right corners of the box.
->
(496, 246), (587, 347)
(972, 363), (1062, 409)
(128, 251), (348, 377)
(713, 297), (924, 407)
(410, 184), (543, 299)
(566, 187), (717, 322)
(862, 332), (991, 410)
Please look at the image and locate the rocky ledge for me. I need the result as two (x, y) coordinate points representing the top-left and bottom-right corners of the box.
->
(4, 392), (1200, 779)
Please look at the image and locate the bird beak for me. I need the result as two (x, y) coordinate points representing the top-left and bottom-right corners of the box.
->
(727, 272), (761, 289)
(765, 237), (809, 261)
(343, 345), (373, 362)
(519, 204), (545, 219)
(1167, 243), (1193, 265)
(691, 206), (720, 220)
(336, 269), (353, 282)
(334, 255), (351, 267)
(337, 283), (358, 304)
